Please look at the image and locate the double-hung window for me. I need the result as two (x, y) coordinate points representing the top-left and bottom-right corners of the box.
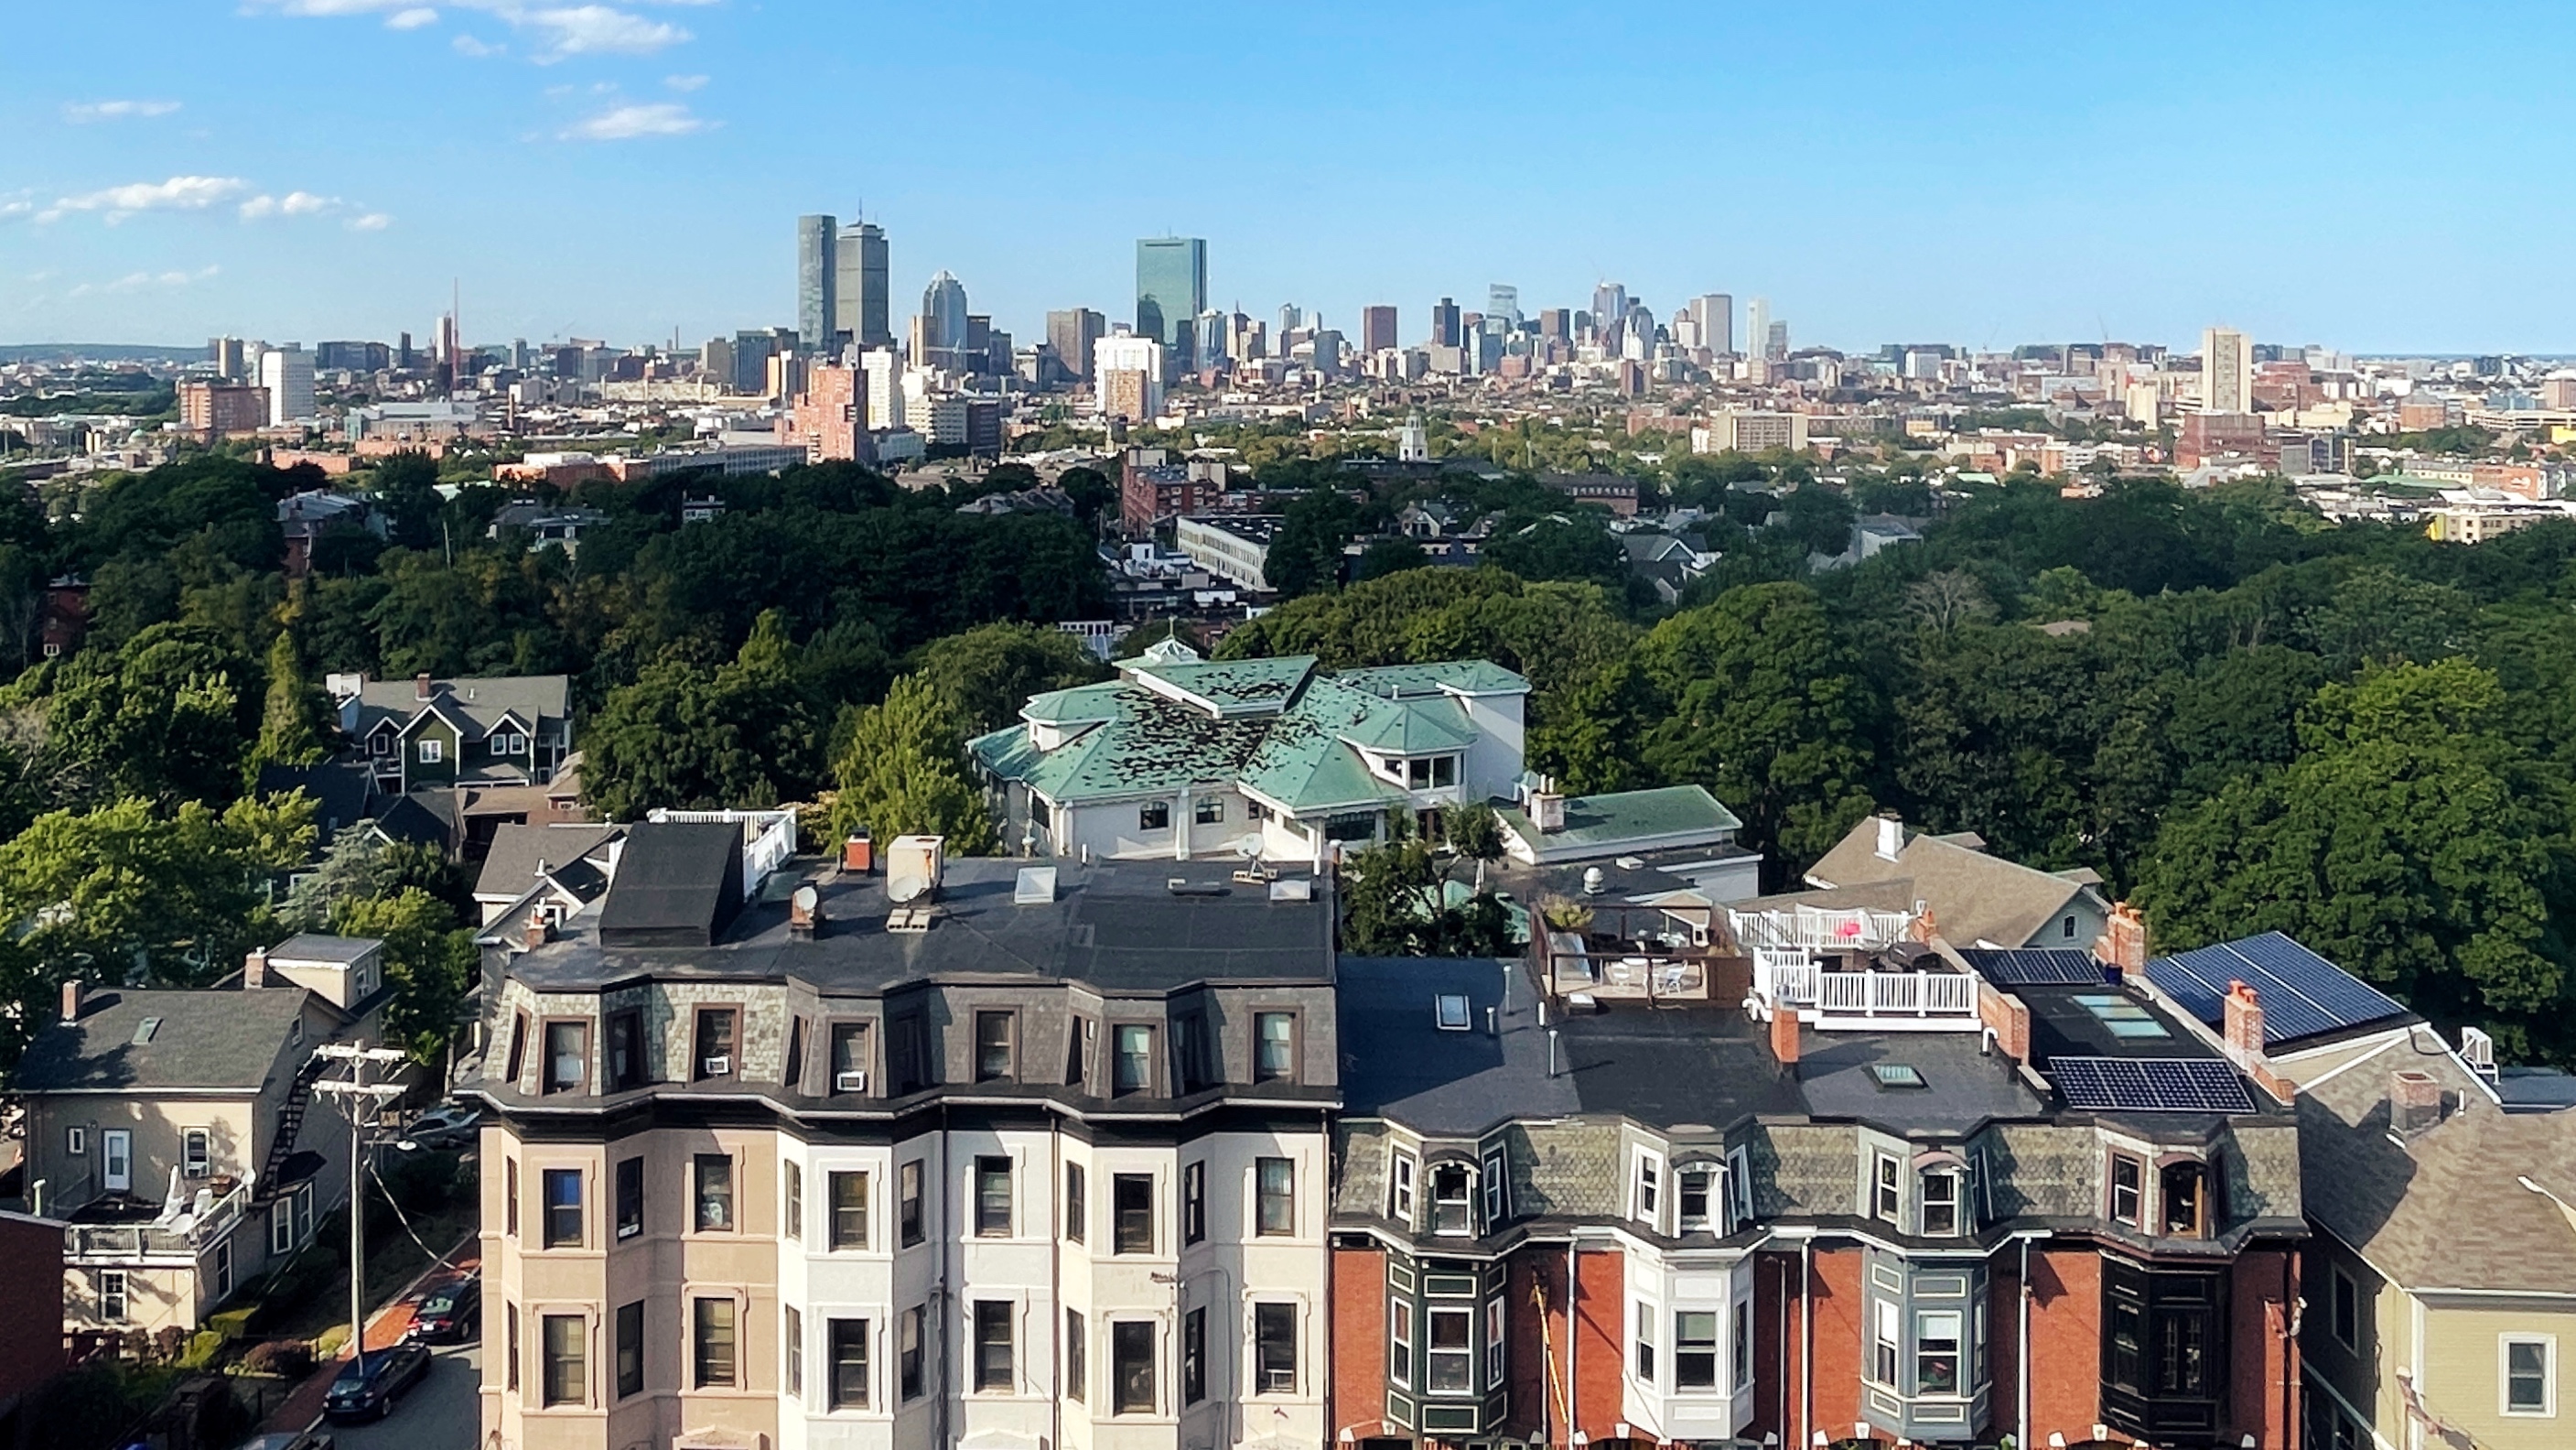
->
(1675, 1311), (1719, 1388)
(543, 1168), (583, 1248)
(1873, 1153), (1902, 1223)
(1255, 1012), (1295, 1081)
(2506, 1336), (2556, 1415)
(973, 1301), (1012, 1391)
(1917, 1310), (1963, 1394)
(1632, 1302), (1656, 1385)
(830, 1171), (869, 1250)
(542, 1313), (585, 1406)
(1633, 1154), (1661, 1224)
(694, 1154), (734, 1231)
(975, 1157), (1011, 1238)
(1256, 1157), (1294, 1237)
(1873, 1300), (1901, 1385)
(1256, 1303), (1297, 1394)
(1116, 1174), (1156, 1254)
(828, 1319), (869, 1410)
(615, 1157), (643, 1240)
(695, 1298), (738, 1388)
(1389, 1300), (1415, 1387)
(1117, 1319), (1158, 1412)
(1113, 1024), (1153, 1094)
(1428, 1308), (1473, 1391)
(1921, 1170), (1961, 1236)
(1677, 1165), (1712, 1230)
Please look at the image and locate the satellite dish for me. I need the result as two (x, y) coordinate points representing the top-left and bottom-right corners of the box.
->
(887, 859), (929, 904)
(792, 884), (820, 914)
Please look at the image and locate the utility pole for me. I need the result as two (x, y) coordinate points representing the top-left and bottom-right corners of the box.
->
(314, 1044), (408, 1386)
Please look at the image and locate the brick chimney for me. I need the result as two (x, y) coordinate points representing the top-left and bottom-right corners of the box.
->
(2096, 902), (2148, 979)
(243, 947), (269, 990)
(2224, 979), (2266, 1058)
(60, 979), (84, 1023)
(415, 672), (435, 701)
(2390, 1069), (2444, 1133)
(524, 916), (554, 949)
(1770, 1007), (1802, 1076)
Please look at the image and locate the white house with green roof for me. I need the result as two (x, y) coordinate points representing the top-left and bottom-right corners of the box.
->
(969, 640), (1529, 865)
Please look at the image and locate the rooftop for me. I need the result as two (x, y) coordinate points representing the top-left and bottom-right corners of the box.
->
(502, 856), (1336, 996)
(1805, 815), (2099, 948)
(1497, 785), (1743, 864)
(18, 988), (307, 1094)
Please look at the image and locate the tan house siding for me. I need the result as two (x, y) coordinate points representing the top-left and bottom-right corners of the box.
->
(2417, 1300), (2576, 1450)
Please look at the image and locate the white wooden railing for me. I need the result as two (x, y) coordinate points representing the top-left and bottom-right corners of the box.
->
(1730, 905), (1914, 953)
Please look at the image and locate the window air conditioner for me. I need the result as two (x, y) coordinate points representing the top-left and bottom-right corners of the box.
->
(835, 1070), (868, 1092)
(702, 1055), (731, 1077)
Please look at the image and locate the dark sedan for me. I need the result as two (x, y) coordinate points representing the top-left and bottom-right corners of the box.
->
(404, 1273), (480, 1344)
(322, 1342), (433, 1423)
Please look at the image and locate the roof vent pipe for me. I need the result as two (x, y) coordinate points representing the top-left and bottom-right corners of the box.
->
(1548, 1029), (1561, 1077)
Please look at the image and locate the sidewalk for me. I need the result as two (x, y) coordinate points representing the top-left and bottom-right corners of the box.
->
(258, 1243), (481, 1434)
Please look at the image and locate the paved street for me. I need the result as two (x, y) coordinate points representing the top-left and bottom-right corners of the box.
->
(324, 1342), (479, 1449)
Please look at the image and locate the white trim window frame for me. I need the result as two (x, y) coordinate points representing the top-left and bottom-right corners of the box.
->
(1481, 1148), (1508, 1229)
(2503, 1334), (2557, 1417)
(1390, 1152), (1417, 1227)
(1919, 1168), (1961, 1237)
(1632, 1148), (1665, 1230)
(1871, 1152), (1902, 1224)
(1726, 1144), (1754, 1230)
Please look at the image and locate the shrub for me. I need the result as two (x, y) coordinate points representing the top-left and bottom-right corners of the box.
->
(240, 1339), (316, 1380)
(206, 1307), (255, 1340)
(177, 1331), (224, 1370)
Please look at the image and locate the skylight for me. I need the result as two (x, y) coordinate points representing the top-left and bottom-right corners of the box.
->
(1870, 1063), (1926, 1090)
(2074, 993), (2172, 1040)
(131, 1017), (162, 1046)
(1434, 994), (1471, 1031)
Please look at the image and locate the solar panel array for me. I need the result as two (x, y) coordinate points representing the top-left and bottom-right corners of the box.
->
(2050, 1056), (2258, 1114)
(1958, 947), (2107, 986)
(2143, 931), (2411, 1047)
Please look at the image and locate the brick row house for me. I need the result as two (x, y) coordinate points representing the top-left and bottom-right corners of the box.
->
(1327, 898), (2323, 1450)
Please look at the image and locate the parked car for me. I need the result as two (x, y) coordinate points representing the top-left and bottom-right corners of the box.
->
(399, 1103), (481, 1149)
(404, 1271), (480, 1343)
(322, 1342), (433, 1423)
(239, 1435), (336, 1450)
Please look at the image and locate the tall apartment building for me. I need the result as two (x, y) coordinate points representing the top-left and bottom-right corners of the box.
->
(210, 335), (248, 381)
(1047, 309), (1106, 384)
(467, 828), (1337, 1450)
(1747, 298), (1773, 361)
(796, 215), (838, 353)
(1687, 293), (1734, 356)
(1694, 408), (1809, 455)
(836, 222), (891, 349)
(1359, 307), (1399, 356)
(1095, 334), (1165, 423)
(1485, 284), (1519, 330)
(2201, 326), (2254, 414)
(789, 363), (873, 464)
(259, 345), (316, 425)
(179, 381), (271, 439)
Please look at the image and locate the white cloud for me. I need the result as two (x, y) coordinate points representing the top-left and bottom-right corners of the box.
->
(521, 5), (688, 60)
(39, 176), (247, 223)
(348, 211), (393, 231)
(254, 0), (706, 59)
(561, 101), (705, 140)
(663, 72), (706, 91)
(69, 265), (221, 298)
(62, 100), (183, 123)
(453, 32), (503, 55)
(239, 189), (344, 220)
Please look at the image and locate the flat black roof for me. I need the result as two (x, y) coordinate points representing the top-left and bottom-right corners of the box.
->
(507, 858), (1335, 995)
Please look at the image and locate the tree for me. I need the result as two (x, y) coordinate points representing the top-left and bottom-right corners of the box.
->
(335, 888), (474, 1066)
(2135, 661), (2575, 1060)
(1441, 801), (1506, 893)
(0, 793), (316, 1071)
(1632, 583), (1879, 871)
(281, 829), (453, 931)
(1263, 487), (1363, 597)
(250, 630), (336, 772)
(1341, 834), (1514, 958)
(825, 674), (997, 853)
(47, 623), (255, 806)
(1353, 536), (1429, 581)
(582, 613), (829, 820)
(909, 621), (1110, 737)
(1902, 569), (1997, 632)
(1480, 514), (1630, 593)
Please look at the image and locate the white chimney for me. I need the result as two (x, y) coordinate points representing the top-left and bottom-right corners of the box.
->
(1875, 812), (1904, 861)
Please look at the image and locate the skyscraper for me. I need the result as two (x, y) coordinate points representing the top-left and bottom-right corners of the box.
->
(918, 271), (969, 370)
(1135, 237), (1207, 350)
(835, 222), (891, 349)
(1047, 308), (1106, 383)
(1689, 294), (1734, 356)
(796, 214), (837, 353)
(1592, 282), (1628, 330)
(1487, 284), (1520, 330)
(260, 345), (315, 425)
(1747, 298), (1773, 361)
(1429, 298), (1460, 348)
(1360, 306), (1398, 355)
(1766, 319), (1789, 360)
(1277, 304), (1301, 337)
(2201, 327), (2253, 414)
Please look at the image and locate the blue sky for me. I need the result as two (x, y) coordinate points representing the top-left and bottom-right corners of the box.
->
(5, 1), (2572, 355)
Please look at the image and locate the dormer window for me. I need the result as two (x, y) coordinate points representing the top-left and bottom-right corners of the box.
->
(1873, 1153), (1902, 1223)
(1678, 1166), (1713, 1231)
(1428, 1164), (1472, 1235)
(1405, 756), (1458, 790)
(1390, 1153), (1417, 1224)
(2109, 1152), (2144, 1227)
(1633, 1154), (1662, 1223)
(1921, 1170), (1961, 1236)
(2161, 1161), (2211, 1238)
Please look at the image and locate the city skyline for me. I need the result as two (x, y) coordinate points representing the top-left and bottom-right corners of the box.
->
(11, 2), (2576, 353)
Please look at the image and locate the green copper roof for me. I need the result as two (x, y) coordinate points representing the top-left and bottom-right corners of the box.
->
(1499, 785), (1745, 861)
(1339, 660), (1531, 699)
(976, 655), (1520, 816)
(1125, 655), (1317, 717)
